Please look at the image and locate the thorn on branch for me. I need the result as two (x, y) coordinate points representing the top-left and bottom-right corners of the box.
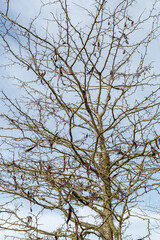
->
(87, 66), (100, 75)
(49, 139), (54, 154)
(41, 70), (46, 77)
(60, 67), (70, 75)
(133, 141), (137, 149)
(72, 190), (89, 205)
(122, 33), (128, 40)
(97, 40), (100, 52)
(25, 140), (40, 152)
(25, 146), (36, 152)
(27, 190), (31, 199)
(27, 65), (31, 71)
(25, 145), (37, 152)
(51, 56), (59, 69)
(87, 66), (94, 74)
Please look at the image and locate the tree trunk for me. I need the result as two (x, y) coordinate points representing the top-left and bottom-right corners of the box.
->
(99, 131), (118, 240)
(101, 208), (113, 240)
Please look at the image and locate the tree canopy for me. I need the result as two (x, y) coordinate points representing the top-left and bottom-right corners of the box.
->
(1, 0), (160, 239)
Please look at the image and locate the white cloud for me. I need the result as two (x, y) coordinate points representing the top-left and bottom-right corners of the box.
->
(38, 210), (64, 232)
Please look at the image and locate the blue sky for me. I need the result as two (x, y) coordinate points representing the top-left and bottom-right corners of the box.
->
(1, 0), (160, 239)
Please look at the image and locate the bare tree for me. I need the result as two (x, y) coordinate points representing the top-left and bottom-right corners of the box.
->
(1, 0), (160, 239)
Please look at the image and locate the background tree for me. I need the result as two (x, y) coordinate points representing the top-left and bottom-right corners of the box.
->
(1, 0), (160, 239)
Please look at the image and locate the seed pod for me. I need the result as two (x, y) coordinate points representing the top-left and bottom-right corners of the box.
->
(66, 205), (72, 224)
(25, 145), (36, 152)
